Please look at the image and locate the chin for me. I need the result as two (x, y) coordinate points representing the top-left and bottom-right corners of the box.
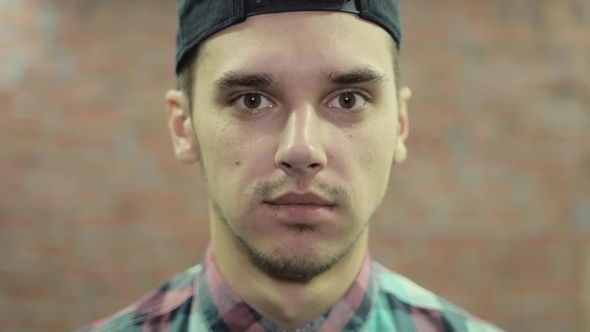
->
(236, 232), (352, 281)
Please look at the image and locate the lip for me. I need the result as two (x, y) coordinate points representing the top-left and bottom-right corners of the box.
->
(264, 193), (336, 207)
(263, 193), (337, 224)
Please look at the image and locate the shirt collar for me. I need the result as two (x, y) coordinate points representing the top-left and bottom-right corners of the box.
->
(196, 247), (376, 332)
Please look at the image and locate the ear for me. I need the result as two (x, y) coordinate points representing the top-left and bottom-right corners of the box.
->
(165, 89), (200, 164)
(394, 87), (411, 164)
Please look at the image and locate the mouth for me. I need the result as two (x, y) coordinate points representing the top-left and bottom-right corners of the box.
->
(263, 193), (337, 224)
(264, 192), (336, 207)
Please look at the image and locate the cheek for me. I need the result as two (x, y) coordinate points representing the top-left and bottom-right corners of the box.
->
(202, 125), (273, 184)
(346, 125), (395, 169)
(342, 124), (396, 192)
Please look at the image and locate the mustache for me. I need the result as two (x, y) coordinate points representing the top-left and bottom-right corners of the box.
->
(248, 177), (351, 207)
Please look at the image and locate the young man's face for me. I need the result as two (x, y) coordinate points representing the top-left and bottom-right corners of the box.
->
(168, 11), (410, 279)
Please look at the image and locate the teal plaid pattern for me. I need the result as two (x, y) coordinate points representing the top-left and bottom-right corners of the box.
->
(77, 254), (505, 332)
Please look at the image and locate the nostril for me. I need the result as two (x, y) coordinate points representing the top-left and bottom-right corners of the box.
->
(309, 163), (321, 169)
(281, 162), (292, 169)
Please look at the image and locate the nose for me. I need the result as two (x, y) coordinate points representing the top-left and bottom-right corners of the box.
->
(275, 104), (327, 178)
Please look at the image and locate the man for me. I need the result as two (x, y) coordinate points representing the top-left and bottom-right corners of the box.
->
(79, 0), (504, 331)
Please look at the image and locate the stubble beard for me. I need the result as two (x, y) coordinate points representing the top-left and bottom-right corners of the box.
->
(233, 221), (368, 281)
(211, 177), (370, 281)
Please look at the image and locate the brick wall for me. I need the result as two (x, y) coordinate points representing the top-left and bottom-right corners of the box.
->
(0, 0), (588, 331)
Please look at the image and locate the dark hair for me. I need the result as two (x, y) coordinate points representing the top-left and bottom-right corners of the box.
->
(177, 39), (400, 112)
(176, 46), (200, 113)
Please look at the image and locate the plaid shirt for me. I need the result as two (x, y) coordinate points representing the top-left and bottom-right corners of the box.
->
(77, 249), (504, 332)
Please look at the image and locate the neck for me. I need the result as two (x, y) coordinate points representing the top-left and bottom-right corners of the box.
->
(211, 219), (369, 330)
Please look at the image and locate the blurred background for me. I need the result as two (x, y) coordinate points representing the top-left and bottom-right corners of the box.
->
(1, 0), (589, 331)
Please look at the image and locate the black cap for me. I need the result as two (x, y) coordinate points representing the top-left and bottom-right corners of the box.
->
(176, 0), (402, 74)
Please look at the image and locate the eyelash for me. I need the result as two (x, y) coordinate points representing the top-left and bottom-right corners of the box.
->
(229, 91), (275, 115)
(229, 89), (374, 114)
(330, 89), (374, 107)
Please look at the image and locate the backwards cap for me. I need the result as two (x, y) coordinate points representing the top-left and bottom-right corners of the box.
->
(176, 0), (402, 74)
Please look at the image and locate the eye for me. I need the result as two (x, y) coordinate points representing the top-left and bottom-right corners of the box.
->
(234, 93), (274, 111)
(327, 92), (367, 110)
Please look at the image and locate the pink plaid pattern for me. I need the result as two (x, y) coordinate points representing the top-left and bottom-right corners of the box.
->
(200, 248), (374, 332)
(77, 245), (505, 331)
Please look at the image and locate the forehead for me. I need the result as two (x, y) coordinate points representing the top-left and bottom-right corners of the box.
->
(195, 11), (395, 81)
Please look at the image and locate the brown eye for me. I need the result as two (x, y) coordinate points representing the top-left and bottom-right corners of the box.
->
(234, 93), (274, 111)
(243, 93), (262, 109)
(327, 92), (366, 111)
(338, 93), (356, 109)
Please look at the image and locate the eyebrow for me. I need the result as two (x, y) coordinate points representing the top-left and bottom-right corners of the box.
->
(324, 67), (388, 87)
(213, 66), (388, 93)
(213, 71), (277, 92)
